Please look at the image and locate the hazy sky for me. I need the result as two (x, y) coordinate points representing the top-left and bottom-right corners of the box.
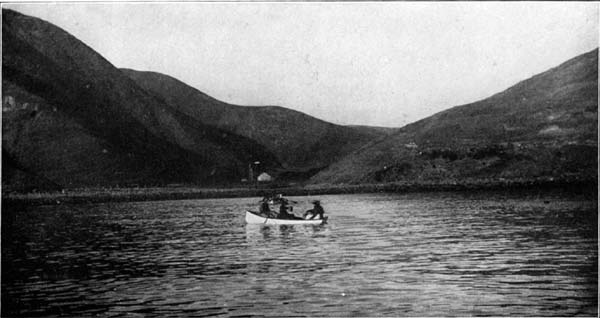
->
(4, 2), (599, 127)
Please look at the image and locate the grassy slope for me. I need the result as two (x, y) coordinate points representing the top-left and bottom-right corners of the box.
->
(1, 148), (61, 192)
(311, 49), (598, 184)
(2, 9), (280, 189)
(121, 69), (390, 171)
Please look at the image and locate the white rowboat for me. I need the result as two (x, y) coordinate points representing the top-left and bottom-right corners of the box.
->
(245, 210), (327, 225)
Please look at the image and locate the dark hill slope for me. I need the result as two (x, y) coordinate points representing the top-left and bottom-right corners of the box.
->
(311, 49), (598, 184)
(2, 9), (279, 189)
(2, 147), (61, 192)
(121, 69), (389, 170)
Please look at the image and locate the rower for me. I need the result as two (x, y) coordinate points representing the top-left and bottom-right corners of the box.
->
(304, 200), (325, 220)
(278, 199), (302, 220)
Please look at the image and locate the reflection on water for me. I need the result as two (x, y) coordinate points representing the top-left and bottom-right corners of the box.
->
(2, 190), (597, 316)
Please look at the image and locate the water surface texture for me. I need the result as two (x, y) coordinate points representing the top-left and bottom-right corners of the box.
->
(2, 190), (597, 316)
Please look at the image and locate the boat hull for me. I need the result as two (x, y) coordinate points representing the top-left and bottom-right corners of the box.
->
(245, 210), (327, 225)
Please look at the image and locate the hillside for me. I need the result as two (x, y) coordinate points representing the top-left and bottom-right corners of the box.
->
(121, 69), (390, 171)
(311, 49), (598, 184)
(2, 9), (280, 190)
(3, 8), (595, 192)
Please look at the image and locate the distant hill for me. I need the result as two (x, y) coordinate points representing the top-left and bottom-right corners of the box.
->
(4, 8), (595, 192)
(2, 9), (280, 190)
(121, 69), (390, 172)
(311, 49), (598, 184)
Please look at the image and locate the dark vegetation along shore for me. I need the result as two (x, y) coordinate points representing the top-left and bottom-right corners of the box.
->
(3, 177), (596, 207)
(2, 9), (598, 201)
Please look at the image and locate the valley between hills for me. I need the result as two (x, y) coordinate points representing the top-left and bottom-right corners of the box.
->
(2, 8), (597, 204)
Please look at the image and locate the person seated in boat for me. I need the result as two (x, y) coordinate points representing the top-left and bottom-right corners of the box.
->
(304, 200), (325, 220)
(260, 196), (279, 218)
(278, 200), (302, 220)
(259, 196), (272, 217)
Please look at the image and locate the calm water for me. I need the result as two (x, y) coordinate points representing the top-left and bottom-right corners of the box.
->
(2, 190), (597, 317)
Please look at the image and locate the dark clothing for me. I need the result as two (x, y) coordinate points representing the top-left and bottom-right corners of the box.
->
(279, 204), (301, 220)
(259, 201), (277, 218)
(308, 205), (325, 219)
(260, 201), (270, 214)
(278, 204), (291, 219)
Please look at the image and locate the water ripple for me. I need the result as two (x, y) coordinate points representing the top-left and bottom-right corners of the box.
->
(2, 190), (597, 316)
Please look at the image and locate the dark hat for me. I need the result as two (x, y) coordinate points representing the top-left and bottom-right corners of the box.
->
(312, 200), (321, 204)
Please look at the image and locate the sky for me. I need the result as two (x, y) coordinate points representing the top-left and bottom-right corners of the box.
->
(4, 2), (599, 127)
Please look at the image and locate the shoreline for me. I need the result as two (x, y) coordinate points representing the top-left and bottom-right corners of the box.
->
(2, 177), (596, 207)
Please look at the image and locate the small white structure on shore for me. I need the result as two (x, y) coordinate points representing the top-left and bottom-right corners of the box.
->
(257, 172), (273, 182)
